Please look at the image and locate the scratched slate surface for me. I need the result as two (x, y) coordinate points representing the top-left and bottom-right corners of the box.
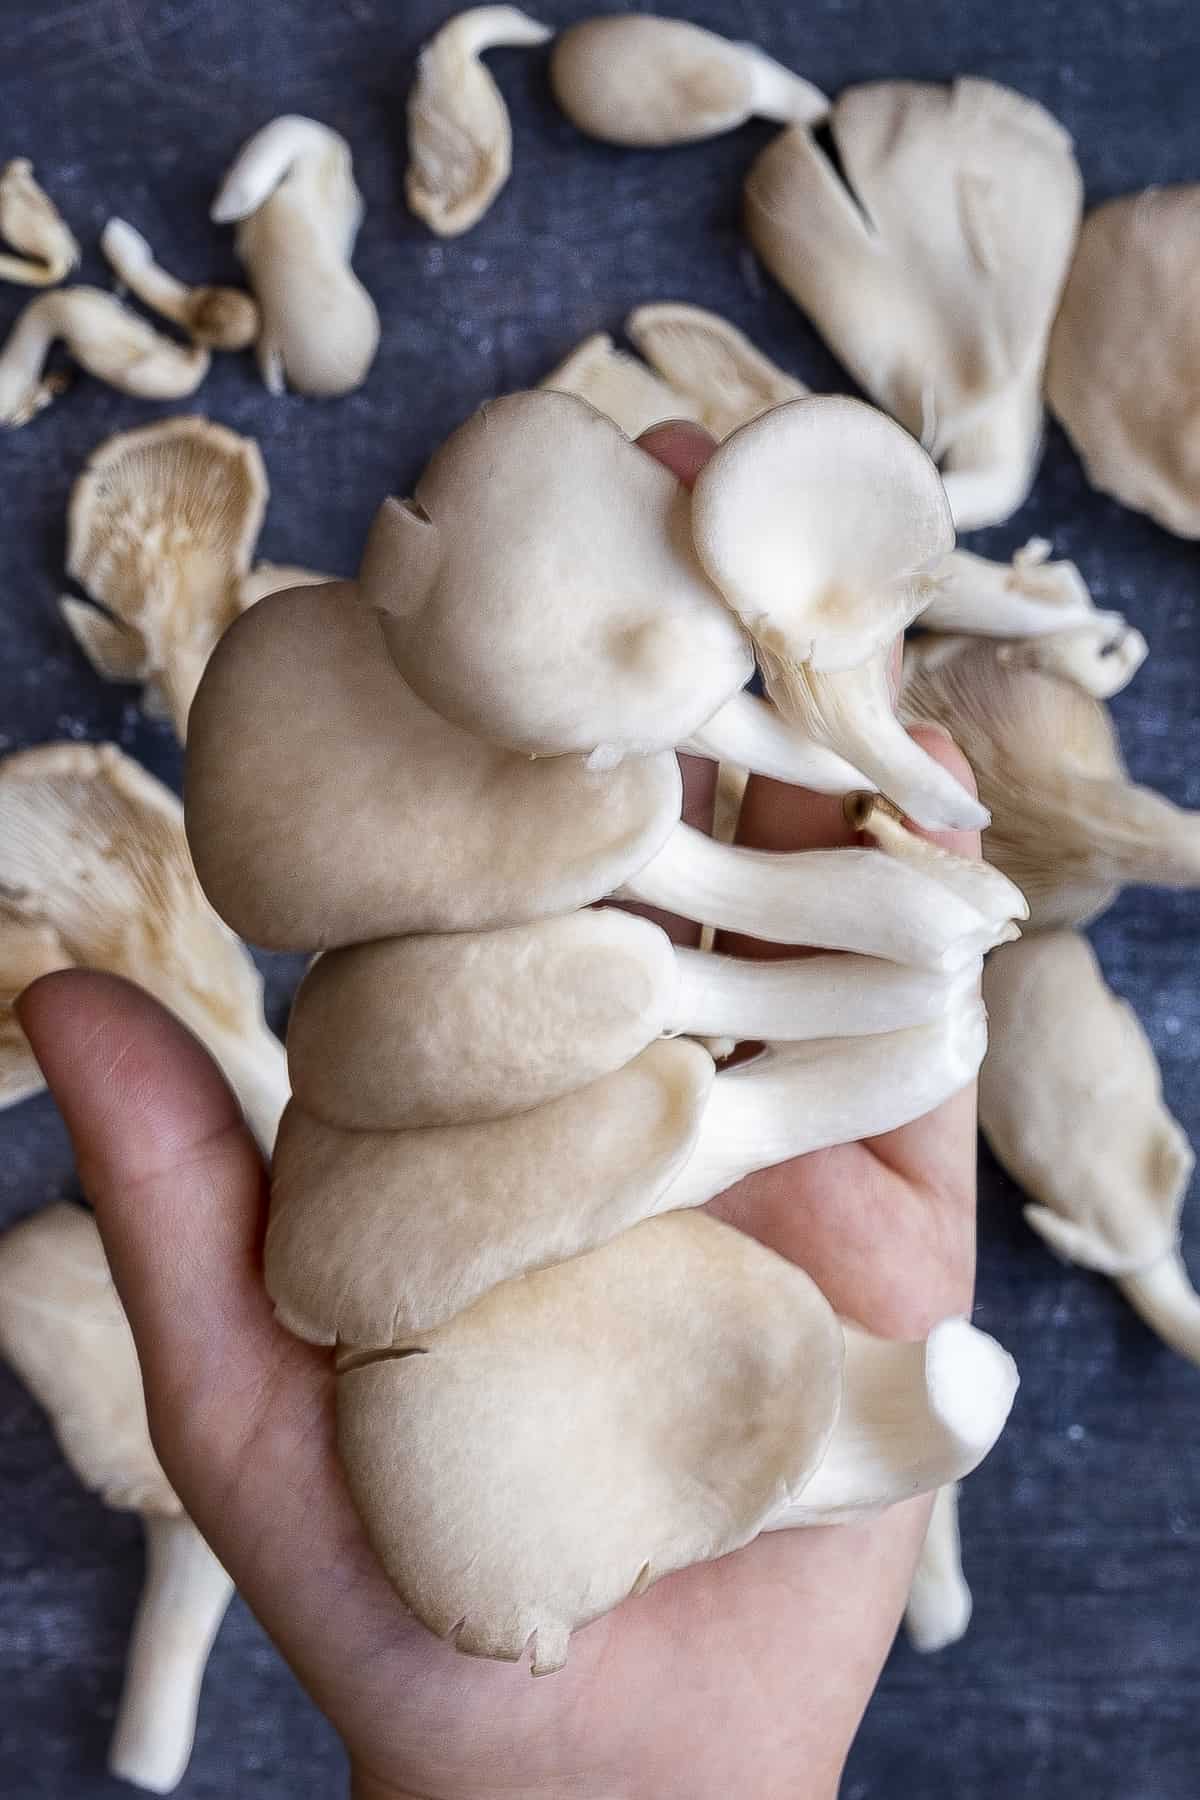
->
(1, 0), (1199, 1794)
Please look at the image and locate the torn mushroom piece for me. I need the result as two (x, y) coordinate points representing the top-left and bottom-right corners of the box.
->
(62, 416), (268, 739)
(539, 332), (699, 440)
(336, 1211), (1017, 1673)
(286, 906), (981, 1130)
(101, 218), (259, 351)
(211, 115), (379, 396)
(901, 638), (1200, 928)
(981, 931), (1200, 1366)
(0, 287), (209, 427)
(0, 1205), (232, 1793)
(690, 396), (987, 830)
(185, 582), (1023, 962)
(268, 999), (985, 1346)
(0, 159), (80, 286)
(626, 302), (808, 440)
(905, 1483), (972, 1654)
(1047, 185), (1200, 538)
(550, 15), (826, 147)
(744, 79), (1082, 530)
(406, 6), (553, 237)
(0, 743), (288, 1151)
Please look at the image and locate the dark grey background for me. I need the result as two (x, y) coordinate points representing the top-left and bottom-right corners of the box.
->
(1, 1), (1198, 1794)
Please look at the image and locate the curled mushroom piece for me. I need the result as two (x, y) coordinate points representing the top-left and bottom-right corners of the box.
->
(62, 417), (268, 739)
(0, 743), (289, 1151)
(211, 115), (379, 396)
(0, 1205), (232, 1793)
(745, 80), (1082, 529)
(540, 331), (698, 439)
(269, 998), (985, 1345)
(0, 158), (80, 286)
(905, 1483), (972, 1653)
(901, 638), (1200, 928)
(286, 906), (981, 1130)
(550, 15), (827, 147)
(981, 932), (1200, 1365)
(0, 287), (209, 427)
(101, 218), (259, 351)
(1047, 186), (1200, 538)
(627, 302), (808, 439)
(336, 1211), (1016, 1672)
(407, 6), (553, 237)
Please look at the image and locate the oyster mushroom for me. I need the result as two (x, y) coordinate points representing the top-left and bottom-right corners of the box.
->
(539, 331), (699, 439)
(0, 1204), (232, 1794)
(336, 1210), (1017, 1672)
(744, 79), (1082, 529)
(550, 15), (827, 147)
(211, 115), (379, 396)
(406, 6), (553, 237)
(905, 1483), (972, 1653)
(981, 932), (1200, 1365)
(60, 416), (268, 739)
(0, 743), (288, 1152)
(0, 158), (80, 286)
(1047, 185), (1200, 537)
(101, 217), (260, 351)
(0, 287), (209, 427)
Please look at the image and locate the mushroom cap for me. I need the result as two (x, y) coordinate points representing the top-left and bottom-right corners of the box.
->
(626, 301), (808, 440)
(267, 1037), (715, 1344)
(185, 582), (681, 951)
(691, 396), (954, 672)
(187, 285), (261, 351)
(1047, 186), (1200, 538)
(359, 390), (752, 760)
(0, 157), (80, 285)
(288, 908), (678, 1130)
(0, 1204), (179, 1516)
(540, 330), (698, 439)
(337, 1210), (845, 1672)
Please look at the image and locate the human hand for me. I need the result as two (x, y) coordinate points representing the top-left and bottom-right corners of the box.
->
(17, 422), (980, 1800)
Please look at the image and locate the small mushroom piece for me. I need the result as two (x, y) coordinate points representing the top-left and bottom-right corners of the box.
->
(0, 159), (80, 286)
(406, 6), (553, 237)
(901, 639), (1200, 928)
(1047, 186), (1200, 538)
(0, 743), (289, 1151)
(286, 907), (980, 1131)
(337, 1211), (1016, 1672)
(269, 999), (984, 1346)
(0, 1205), (232, 1793)
(540, 331), (698, 439)
(744, 80), (1082, 530)
(0, 287), (209, 427)
(101, 218), (260, 351)
(981, 932), (1200, 1365)
(689, 397), (986, 830)
(62, 417), (268, 739)
(550, 15), (827, 147)
(626, 302), (808, 440)
(211, 116), (379, 396)
(904, 1483), (972, 1653)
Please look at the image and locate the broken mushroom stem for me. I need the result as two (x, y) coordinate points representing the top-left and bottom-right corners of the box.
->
(685, 689), (872, 796)
(0, 288), (209, 427)
(101, 218), (260, 351)
(905, 1482), (972, 1653)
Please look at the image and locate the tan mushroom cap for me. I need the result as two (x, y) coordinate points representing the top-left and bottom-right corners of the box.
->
(539, 330), (698, 439)
(626, 301), (808, 440)
(186, 581), (681, 951)
(267, 1037), (715, 1344)
(0, 1204), (179, 1516)
(359, 390), (752, 760)
(288, 908), (678, 1130)
(64, 416), (268, 739)
(337, 1209), (844, 1672)
(0, 159), (80, 286)
(1047, 186), (1200, 538)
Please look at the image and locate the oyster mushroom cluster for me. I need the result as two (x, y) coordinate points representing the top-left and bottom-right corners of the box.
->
(185, 387), (1022, 1671)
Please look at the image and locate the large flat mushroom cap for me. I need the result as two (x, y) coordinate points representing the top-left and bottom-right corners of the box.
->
(185, 581), (682, 950)
(337, 1210), (845, 1672)
(267, 1036), (715, 1344)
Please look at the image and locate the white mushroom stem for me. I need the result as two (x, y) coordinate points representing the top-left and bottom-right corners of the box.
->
(765, 1321), (1018, 1528)
(923, 540), (1098, 638)
(686, 689), (873, 796)
(211, 115), (337, 224)
(995, 622), (1149, 701)
(1116, 1253), (1200, 1368)
(663, 1003), (987, 1211)
(936, 378), (1044, 533)
(904, 1483), (972, 1653)
(0, 289), (209, 427)
(100, 218), (259, 352)
(108, 1515), (233, 1796)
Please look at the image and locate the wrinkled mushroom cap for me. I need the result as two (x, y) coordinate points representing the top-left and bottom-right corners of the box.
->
(359, 390), (752, 759)
(0, 1204), (179, 1515)
(288, 908), (678, 1130)
(1047, 186), (1200, 538)
(186, 581), (682, 950)
(337, 1210), (844, 1671)
(267, 1037), (715, 1344)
